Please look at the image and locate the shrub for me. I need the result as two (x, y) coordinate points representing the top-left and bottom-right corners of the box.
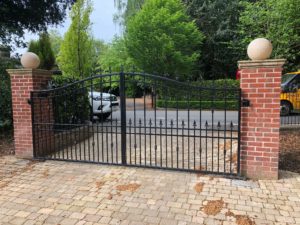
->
(156, 79), (240, 110)
(28, 32), (55, 70)
(49, 76), (90, 126)
(156, 100), (239, 110)
(159, 79), (240, 101)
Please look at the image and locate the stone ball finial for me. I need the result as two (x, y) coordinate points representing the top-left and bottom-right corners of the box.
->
(247, 38), (273, 60)
(21, 52), (40, 69)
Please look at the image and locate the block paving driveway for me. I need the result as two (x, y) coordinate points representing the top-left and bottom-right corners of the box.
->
(0, 156), (300, 225)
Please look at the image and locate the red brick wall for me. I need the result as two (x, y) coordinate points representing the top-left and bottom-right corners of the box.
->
(7, 69), (52, 158)
(238, 60), (285, 179)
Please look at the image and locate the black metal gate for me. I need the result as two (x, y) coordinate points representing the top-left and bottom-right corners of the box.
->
(31, 72), (241, 176)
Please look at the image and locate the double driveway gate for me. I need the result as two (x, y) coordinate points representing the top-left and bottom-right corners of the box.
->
(31, 72), (241, 176)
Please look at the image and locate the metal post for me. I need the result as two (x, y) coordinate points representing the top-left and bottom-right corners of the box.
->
(237, 88), (242, 176)
(120, 69), (127, 164)
(30, 92), (36, 158)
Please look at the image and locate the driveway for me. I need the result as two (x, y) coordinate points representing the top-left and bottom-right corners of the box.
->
(1, 156), (300, 225)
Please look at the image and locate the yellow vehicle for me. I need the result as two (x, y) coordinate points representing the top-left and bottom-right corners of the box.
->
(280, 70), (300, 116)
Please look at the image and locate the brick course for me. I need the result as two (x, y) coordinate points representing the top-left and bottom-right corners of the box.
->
(238, 59), (285, 179)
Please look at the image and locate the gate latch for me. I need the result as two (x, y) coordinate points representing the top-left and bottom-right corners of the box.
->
(242, 99), (250, 107)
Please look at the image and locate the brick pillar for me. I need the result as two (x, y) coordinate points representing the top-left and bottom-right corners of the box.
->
(7, 69), (52, 158)
(238, 59), (285, 180)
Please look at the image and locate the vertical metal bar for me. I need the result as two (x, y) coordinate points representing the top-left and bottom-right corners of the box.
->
(211, 82), (215, 172)
(143, 74), (147, 165)
(154, 79), (157, 166)
(100, 77), (104, 162)
(182, 120), (185, 169)
(80, 121), (83, 161)
(171, 119), (174, 168)
(176, 90), (179, 168)
(83, 121), (86, 161)
(199, 88), (202, 170)
(134, 79), (137, 165)
(64, 121), (68, 160)
(205, 121), (208, 171)
(52, 94), (57, 159)
(110, 74), (113, 163)
(149, 119), (152, 166)
(139, 118), (142, 165)
(224, 81), (227, 173)
(129, 118), (132, 164)
(47, 96), (53, 159)
(74, 89), (78, 161)
(92, 83), (96, 162)
(217, 121), (220, 173)
(160, 119), (163, 167)
(237, 89), (242, 176)
(37, 97), (41, 158)
(52, 95), (59, 159)
(120, 70), (127, 165)
(115, 118), (118, 163)
(42, 96), (47, 159)
(96, 80), (100, 163)
(164, 83), (168, 167)
(193, 120), (196, 170)
(30, 92), (36, 158)
(90, 78), (94, 162)
(230, 122), (233, 174)
(106, 124), (109, 163)
(87, 124), (91, 161)
(187, 89), (190, 170)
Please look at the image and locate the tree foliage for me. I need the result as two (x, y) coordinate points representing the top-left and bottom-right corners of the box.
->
(0, 0), (75, 47)
(57, 0), (95, 79)
(239, 0), (300, 70)
(183, 0), (244, 79)
(125, 0), (204, 80)
(114, 0), (145, 27)
(48, 30), (63, 58)
(28, 33), (55, 70)
(98, 37), (135, 73)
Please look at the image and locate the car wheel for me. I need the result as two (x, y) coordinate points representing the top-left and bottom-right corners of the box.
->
(280, 101), (292, 116)
(98, 113), (111, 121)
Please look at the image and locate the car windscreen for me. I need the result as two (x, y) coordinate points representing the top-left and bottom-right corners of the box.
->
(281, 73), (297, 86)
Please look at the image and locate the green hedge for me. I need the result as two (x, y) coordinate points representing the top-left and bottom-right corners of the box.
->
(158, 79), (240, 101)
(156, 100), (239, 110)
(50, 76), (90, 125)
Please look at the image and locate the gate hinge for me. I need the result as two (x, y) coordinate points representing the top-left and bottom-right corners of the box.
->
(27, 99), (32, 105)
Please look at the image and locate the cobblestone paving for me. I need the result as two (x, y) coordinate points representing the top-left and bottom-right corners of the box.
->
(1, 156), (300, 225)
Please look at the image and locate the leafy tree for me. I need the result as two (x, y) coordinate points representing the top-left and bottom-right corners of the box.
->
(125, 0), (204, 80)
(91, 39), (107, 73)
(97, 37), (142, 97)
(98, 37), (135, 72)
(0, 0), (75, 48)
(182, 0), (244, 79)
(28, 33), (55, 70)
(57, 0), (95, 79)
(114, 0), (145, 27)
(239, 0), (300, 71)
(48, 30), (63, 58)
